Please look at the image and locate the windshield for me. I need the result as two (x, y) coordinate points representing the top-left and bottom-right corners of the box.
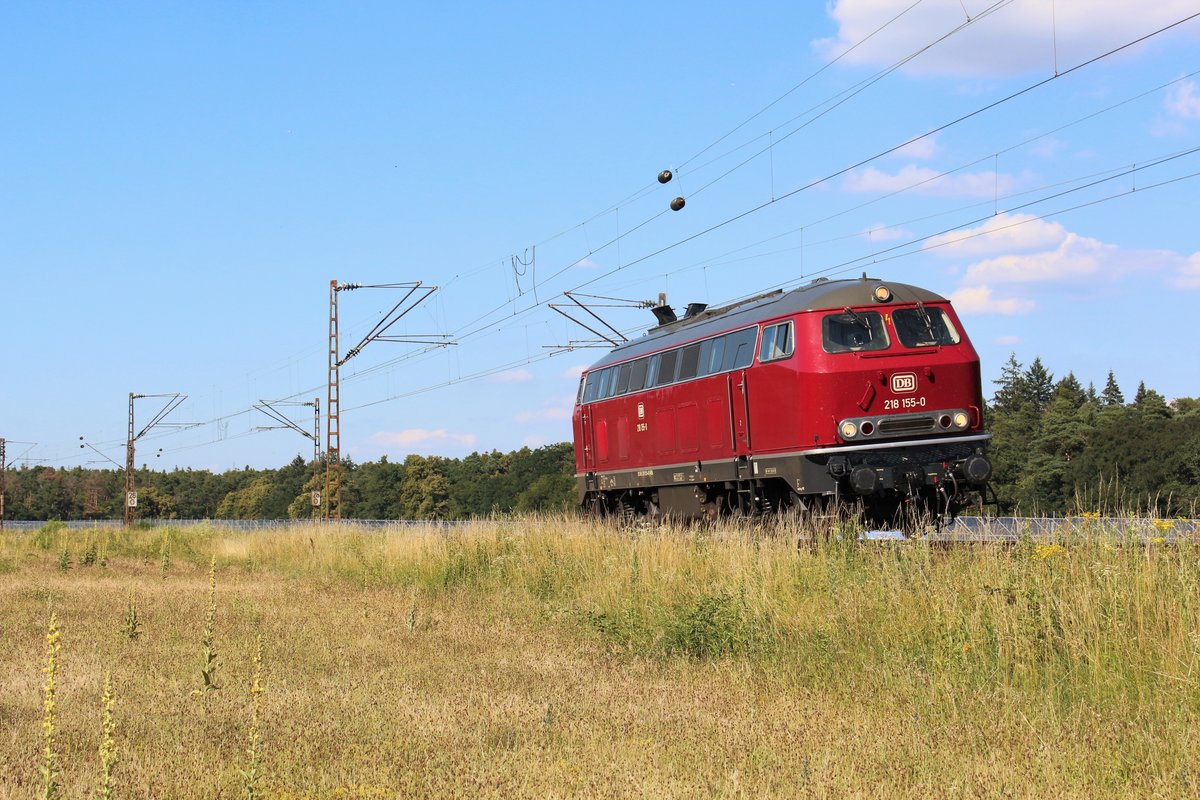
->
(822, 310), (890, 353)
(893, 306), (961, 348)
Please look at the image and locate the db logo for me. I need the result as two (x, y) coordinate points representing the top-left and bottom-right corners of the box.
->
(891, 372), (917, 393)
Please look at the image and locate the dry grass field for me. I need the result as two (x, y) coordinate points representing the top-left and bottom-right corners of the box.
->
(2, 517), (1199, 798)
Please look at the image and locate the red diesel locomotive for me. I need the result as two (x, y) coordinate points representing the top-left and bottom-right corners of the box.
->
(571, 276), (992, 525)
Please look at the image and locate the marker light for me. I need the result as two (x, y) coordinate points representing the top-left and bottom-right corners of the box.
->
(872, 285), (893, 303)
(953, 412), (970, 429)
(840, 421), (858, 439)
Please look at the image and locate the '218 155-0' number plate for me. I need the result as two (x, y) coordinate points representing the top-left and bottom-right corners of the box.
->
(883, 397), (926, 410)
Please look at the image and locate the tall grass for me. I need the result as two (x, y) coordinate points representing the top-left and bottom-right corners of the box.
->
(3, 517), (1198, 796)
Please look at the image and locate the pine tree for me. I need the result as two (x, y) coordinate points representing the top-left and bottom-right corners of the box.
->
(1025, 358), (1054, 409)
(991, 353), (1028, 414)
(1101, 370), (1124, 406)
(1052, 372), (1086, 409)
(1133, 381), (1172, 419)
(1029, 384), (1095, 511)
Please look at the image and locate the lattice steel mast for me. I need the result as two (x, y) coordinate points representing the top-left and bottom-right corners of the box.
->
(123, 392), (187, 526)
(324, 280), (448, 521)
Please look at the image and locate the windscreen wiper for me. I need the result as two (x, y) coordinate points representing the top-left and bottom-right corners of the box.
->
(843, 307), (872, 330)
(915, 301), (938, 343)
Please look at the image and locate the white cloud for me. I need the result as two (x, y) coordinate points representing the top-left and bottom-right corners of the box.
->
(842, 164), (1017, 198)
(371, 429), (478, 448)
(940, 217), (1199, 321)
(926, 213), (1067, 257)
(963, 234), (1113, 283)
(948, 285), (1035, 315)
(515, 407), (572, 424)
(995, 335), (1022, 345)
(574, 257), (603, 269)
(892, 136), (938, 160)
(1165, 80), (1200, 120)
(1172, 252), (1200, 289)
(516, 393), (577, 425)
(489, 368), (533, 384)
(561, 364), (586, 379)
(861, 224), (910, 242)
(962, 233), (1183, 285)
(522, 435), (550, 448)
(1028, 137), (1068, 159)
(816, 1), (1200, 78)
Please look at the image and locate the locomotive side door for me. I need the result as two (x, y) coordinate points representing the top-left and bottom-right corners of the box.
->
(728, 372), (752, 454)
(580, 403), (596, 470)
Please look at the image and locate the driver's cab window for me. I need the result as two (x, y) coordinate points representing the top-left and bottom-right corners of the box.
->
(822, 311), (890, 353)
(893, 306), (961, 348)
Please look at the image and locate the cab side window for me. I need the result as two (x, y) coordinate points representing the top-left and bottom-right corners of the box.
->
(758, 321), (794, 362)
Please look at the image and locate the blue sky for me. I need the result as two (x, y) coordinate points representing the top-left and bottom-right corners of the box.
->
(3, 1), (1198, 471)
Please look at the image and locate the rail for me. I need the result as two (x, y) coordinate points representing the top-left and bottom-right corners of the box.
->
(1, 516), (1196, 543)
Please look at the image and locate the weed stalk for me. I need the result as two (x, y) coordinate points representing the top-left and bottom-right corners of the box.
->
(200, 556), (220, 692)
(97, 672), (117, 800)
(123, 590), (141, 640)
(41, 613), (62, 800)
(241, 633), (265, 799)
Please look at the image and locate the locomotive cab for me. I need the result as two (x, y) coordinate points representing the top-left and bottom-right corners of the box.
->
(787, 291), (991, 523)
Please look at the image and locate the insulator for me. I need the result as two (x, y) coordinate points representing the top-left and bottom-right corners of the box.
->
(670, 196), (686, 211)
(658, 169), (673, 184)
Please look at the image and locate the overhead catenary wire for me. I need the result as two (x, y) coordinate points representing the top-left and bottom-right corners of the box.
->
(56, 147), (1200, 465)
(44, 0), (1046, 462)
(182, 135), (1200, 442)
(56, 129), (1200, 468)
(37, 9), (1200, 467)
(335, 158), (1200, 415)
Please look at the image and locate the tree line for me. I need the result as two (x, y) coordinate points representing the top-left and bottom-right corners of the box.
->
(2, 444), (575, 521)
(987, 356), (1199, 516)
(3, 358), (1197, 521)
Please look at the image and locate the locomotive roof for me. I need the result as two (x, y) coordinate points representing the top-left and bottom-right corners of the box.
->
(587, 276), (948, 370)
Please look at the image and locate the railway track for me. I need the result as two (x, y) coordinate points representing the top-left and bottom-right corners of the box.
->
(3, 515), (1198, 544)
(881, 515), (1199, 544)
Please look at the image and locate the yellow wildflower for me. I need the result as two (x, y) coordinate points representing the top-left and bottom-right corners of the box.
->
(1034, 543), (1066, 560)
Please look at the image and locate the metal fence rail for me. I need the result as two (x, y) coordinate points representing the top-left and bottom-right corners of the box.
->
(0, 518), (461, 531)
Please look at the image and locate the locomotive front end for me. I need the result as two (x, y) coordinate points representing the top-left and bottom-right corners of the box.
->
(796, 284), (992, 524)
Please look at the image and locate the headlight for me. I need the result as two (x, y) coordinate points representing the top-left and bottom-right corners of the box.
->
(953, 412), (969, 429)
(840, 421), (858, 439)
